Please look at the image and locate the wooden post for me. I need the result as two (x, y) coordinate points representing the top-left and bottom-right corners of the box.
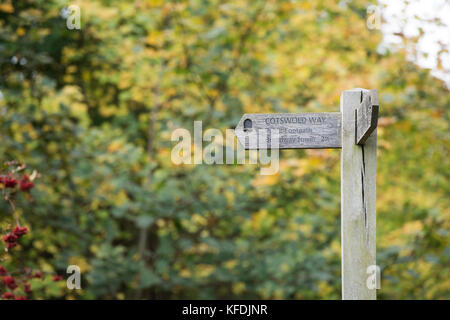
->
(340, 88), (377, 300)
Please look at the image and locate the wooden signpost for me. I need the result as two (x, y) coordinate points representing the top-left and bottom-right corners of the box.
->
(235, 112), (341, 149)
(235, 88), (379, 300)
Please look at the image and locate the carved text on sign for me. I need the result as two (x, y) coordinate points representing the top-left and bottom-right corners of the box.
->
(235, 113), (341, 149)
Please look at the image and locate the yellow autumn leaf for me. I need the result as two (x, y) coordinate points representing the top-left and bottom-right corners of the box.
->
(148, 0), (163, 7)
(224, 260), (237, 270)
(179, 269), (191, 278)
(317, 281), (334, 296)
(251, 172), (279, 187)
(16, 27), (26, 36)
(280, 263), (290, 273)
(0, 3), (14, 13)
(224, 190), (235, 206)
(195, 264), (215, 278)
(100, 105), (117, 117)
(107, 140), (124, 152)
(69, 256), (92, 272)
(113, 190), (128, 206)
(146, 31), (163, 46)
(232, 282), (246, 295)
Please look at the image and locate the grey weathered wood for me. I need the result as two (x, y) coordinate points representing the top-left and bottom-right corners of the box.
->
(341, 88), (377, 300)
(355, 89), (379, 145)
(235, 113), (341, 149)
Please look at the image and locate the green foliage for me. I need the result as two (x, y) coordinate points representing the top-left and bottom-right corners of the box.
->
(0, 0), (448, 299)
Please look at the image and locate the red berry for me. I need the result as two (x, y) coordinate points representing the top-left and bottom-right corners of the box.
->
(52, 275), (63, 282)
(0, 265), (7, 275)
(24, 283), (32, 294)
(19, 175), (34, 192)
(3, 233), (18, 245)
(12, 226), (28, 237)
(14, 295), (27, 300)
(32, 271), (43, 279)
(7, 242), (17, 249)
(4, 177), (18, 188)
(3, 233), (17, 242)
(3, 233), (18, 249)
(3, 276), (18, 290)
(2, 292), (15, 300)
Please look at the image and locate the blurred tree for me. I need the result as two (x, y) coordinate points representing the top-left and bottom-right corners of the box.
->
(0, 0), (448, 299)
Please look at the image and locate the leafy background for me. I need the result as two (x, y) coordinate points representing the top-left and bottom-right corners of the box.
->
(0, 0), (448, 299)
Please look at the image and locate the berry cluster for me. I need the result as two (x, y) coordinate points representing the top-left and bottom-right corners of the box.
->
(0, 174), (35, 192)
(1, 162), (37, 252)
(0, 265), (64, 300)
(3, 225), (28, 249)
(0, 162), (47, 300)
(0, 266), (28, 300)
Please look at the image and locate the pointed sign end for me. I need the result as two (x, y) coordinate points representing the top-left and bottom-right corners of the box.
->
(356, 90), (379, 145)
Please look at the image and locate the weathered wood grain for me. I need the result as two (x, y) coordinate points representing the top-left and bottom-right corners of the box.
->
(355, 89), (379, 145)
(235, 113), (341, 149)
(341, 88), (377, 300)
